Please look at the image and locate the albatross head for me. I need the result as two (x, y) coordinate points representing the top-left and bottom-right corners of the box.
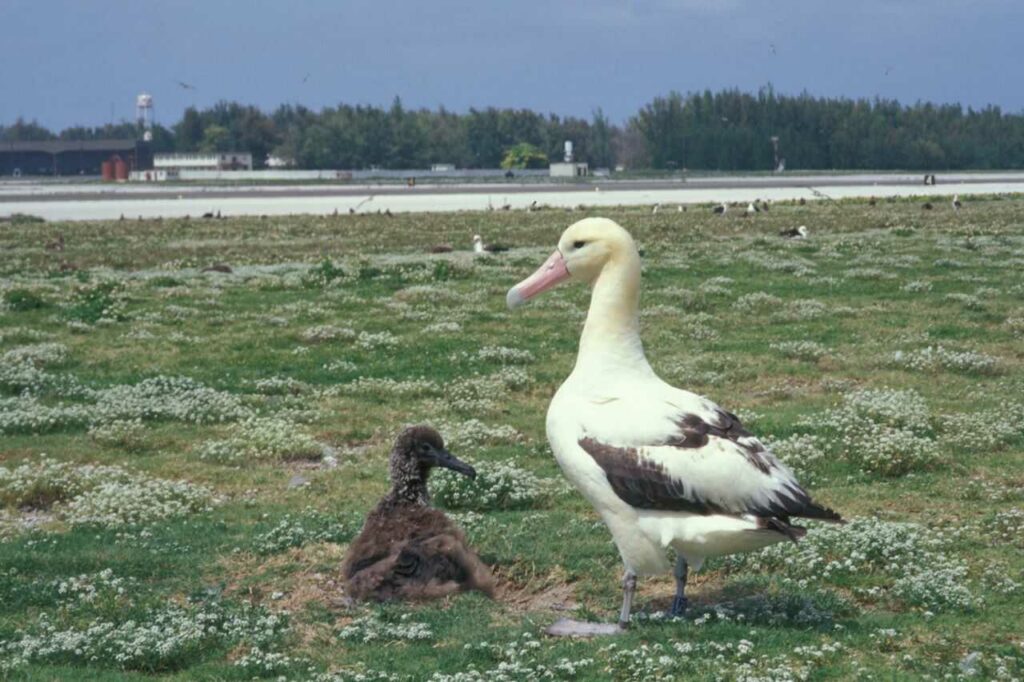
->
(506, 217), (637, 309)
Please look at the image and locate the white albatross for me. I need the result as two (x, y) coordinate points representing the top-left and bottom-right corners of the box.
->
(506, 218), (843, 635)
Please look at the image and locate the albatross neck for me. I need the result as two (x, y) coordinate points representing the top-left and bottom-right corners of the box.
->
(575, 249), (651, 375)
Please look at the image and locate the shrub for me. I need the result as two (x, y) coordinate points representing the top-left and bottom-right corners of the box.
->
(890, 346), (999, 374)
(2, 288), (48, 311)
(303, 257), (345, 287)
(197, 417), (322, 463)
(252, 511), (351, 555)
(63, 281), (127, 323)
(432, 459), (554, 511)
(88, 418), (147, 452)
(804, 388), (939, 476)
(769, 341), (830, 361)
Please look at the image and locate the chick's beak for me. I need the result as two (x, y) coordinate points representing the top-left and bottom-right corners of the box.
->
(430, 447), (476, 479)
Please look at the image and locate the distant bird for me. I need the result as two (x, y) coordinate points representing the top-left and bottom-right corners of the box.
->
(712, 203), (727, 215)
(385, 208), (393, 217)
(428, 244), (454, 254)
(202, 263), (233, 274)
(529, 200), (538, 212)
(922, 202), (934, 210)
(119, 214), (125, 222)
(769, 43), (777, 55)
(652, 203), (660, 215)
(500, 203), (511, 211)
(868, 196), (877, 206)
(746, 202), (758, 215)
(301, 72), (311, 84)
(677, 205), (685, 213)
(505, 169), (515, 179)
(884, 66), (893, 76)
(175, 80), (197, 91)
(44, 233), (64, 252)
(780, 225), (809, 239)
(798, 197), (807, 206)
(202, 211), (215, 219)
(758, 200), (770, 213)
(342, 426), (494, 602)
(952, 194), (962, 211)
(472, 234), (509, 254)
(349, 208), (356, 215)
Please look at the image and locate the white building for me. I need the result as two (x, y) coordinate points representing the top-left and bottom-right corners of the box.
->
(154, 152), (253, 171)
(549, 162), (589, 178)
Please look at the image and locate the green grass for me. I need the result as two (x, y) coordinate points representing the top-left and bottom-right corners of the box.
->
(1, 196), (1023, 679)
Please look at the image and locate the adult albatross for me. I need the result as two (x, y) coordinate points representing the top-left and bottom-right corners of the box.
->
(506, 218), (843, 635)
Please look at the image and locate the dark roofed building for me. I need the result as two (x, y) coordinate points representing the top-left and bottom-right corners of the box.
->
(0, 139), (153, 176)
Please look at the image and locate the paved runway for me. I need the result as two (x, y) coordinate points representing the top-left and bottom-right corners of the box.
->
(2, 172), (1022, 222)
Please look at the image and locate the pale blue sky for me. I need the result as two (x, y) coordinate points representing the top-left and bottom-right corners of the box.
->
(1, 0), (1020, 130)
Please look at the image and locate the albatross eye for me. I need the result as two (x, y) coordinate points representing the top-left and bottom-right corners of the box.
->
(573, 240), (587, 249)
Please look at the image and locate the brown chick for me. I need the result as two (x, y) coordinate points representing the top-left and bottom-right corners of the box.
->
(342, 426), (494, 602)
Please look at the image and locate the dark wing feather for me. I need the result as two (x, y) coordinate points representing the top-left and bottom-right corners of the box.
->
(579, 408), (843, 525)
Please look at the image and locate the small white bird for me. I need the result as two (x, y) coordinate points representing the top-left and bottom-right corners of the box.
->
(746, 202), (758, 215)
(952, 195), (962, 211)
(779, 225), (809, 239)
(472, 234), (509, 254)
(652, 203), (660, 215)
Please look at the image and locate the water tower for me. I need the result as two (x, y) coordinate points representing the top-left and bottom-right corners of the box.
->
(136, 93), (154, 141)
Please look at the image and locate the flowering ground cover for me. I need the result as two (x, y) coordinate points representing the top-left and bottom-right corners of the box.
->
(1, 195), (1022, 679)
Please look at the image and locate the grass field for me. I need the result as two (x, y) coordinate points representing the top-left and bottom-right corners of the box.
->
(1, 196), (1023, 680)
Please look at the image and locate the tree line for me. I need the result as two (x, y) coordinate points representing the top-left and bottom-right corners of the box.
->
(3, 88), (1023, 171)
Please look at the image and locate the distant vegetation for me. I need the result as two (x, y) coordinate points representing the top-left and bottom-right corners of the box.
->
(3, 86), (1024, 171)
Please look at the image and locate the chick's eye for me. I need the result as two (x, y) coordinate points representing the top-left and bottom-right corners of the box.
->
(573, 240), (587, 249)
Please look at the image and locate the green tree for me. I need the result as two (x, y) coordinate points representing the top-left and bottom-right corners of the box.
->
(175, 107), (203, 151)
(501, 142), (549, 169)
(199, 124), (231, 152)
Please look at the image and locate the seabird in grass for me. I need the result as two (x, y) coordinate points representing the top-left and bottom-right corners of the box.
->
(952, 195), (962, 211)
(342, 426), (495, 602)
(779, 225), (809, 239)
(473, 234), (510, 254)
(506, 218), (843, 636)
(712, 203), (727, 215)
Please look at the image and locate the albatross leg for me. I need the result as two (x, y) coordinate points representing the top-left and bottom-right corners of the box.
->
(618, 569), (638, 629)
(668, 556), (689, 617)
